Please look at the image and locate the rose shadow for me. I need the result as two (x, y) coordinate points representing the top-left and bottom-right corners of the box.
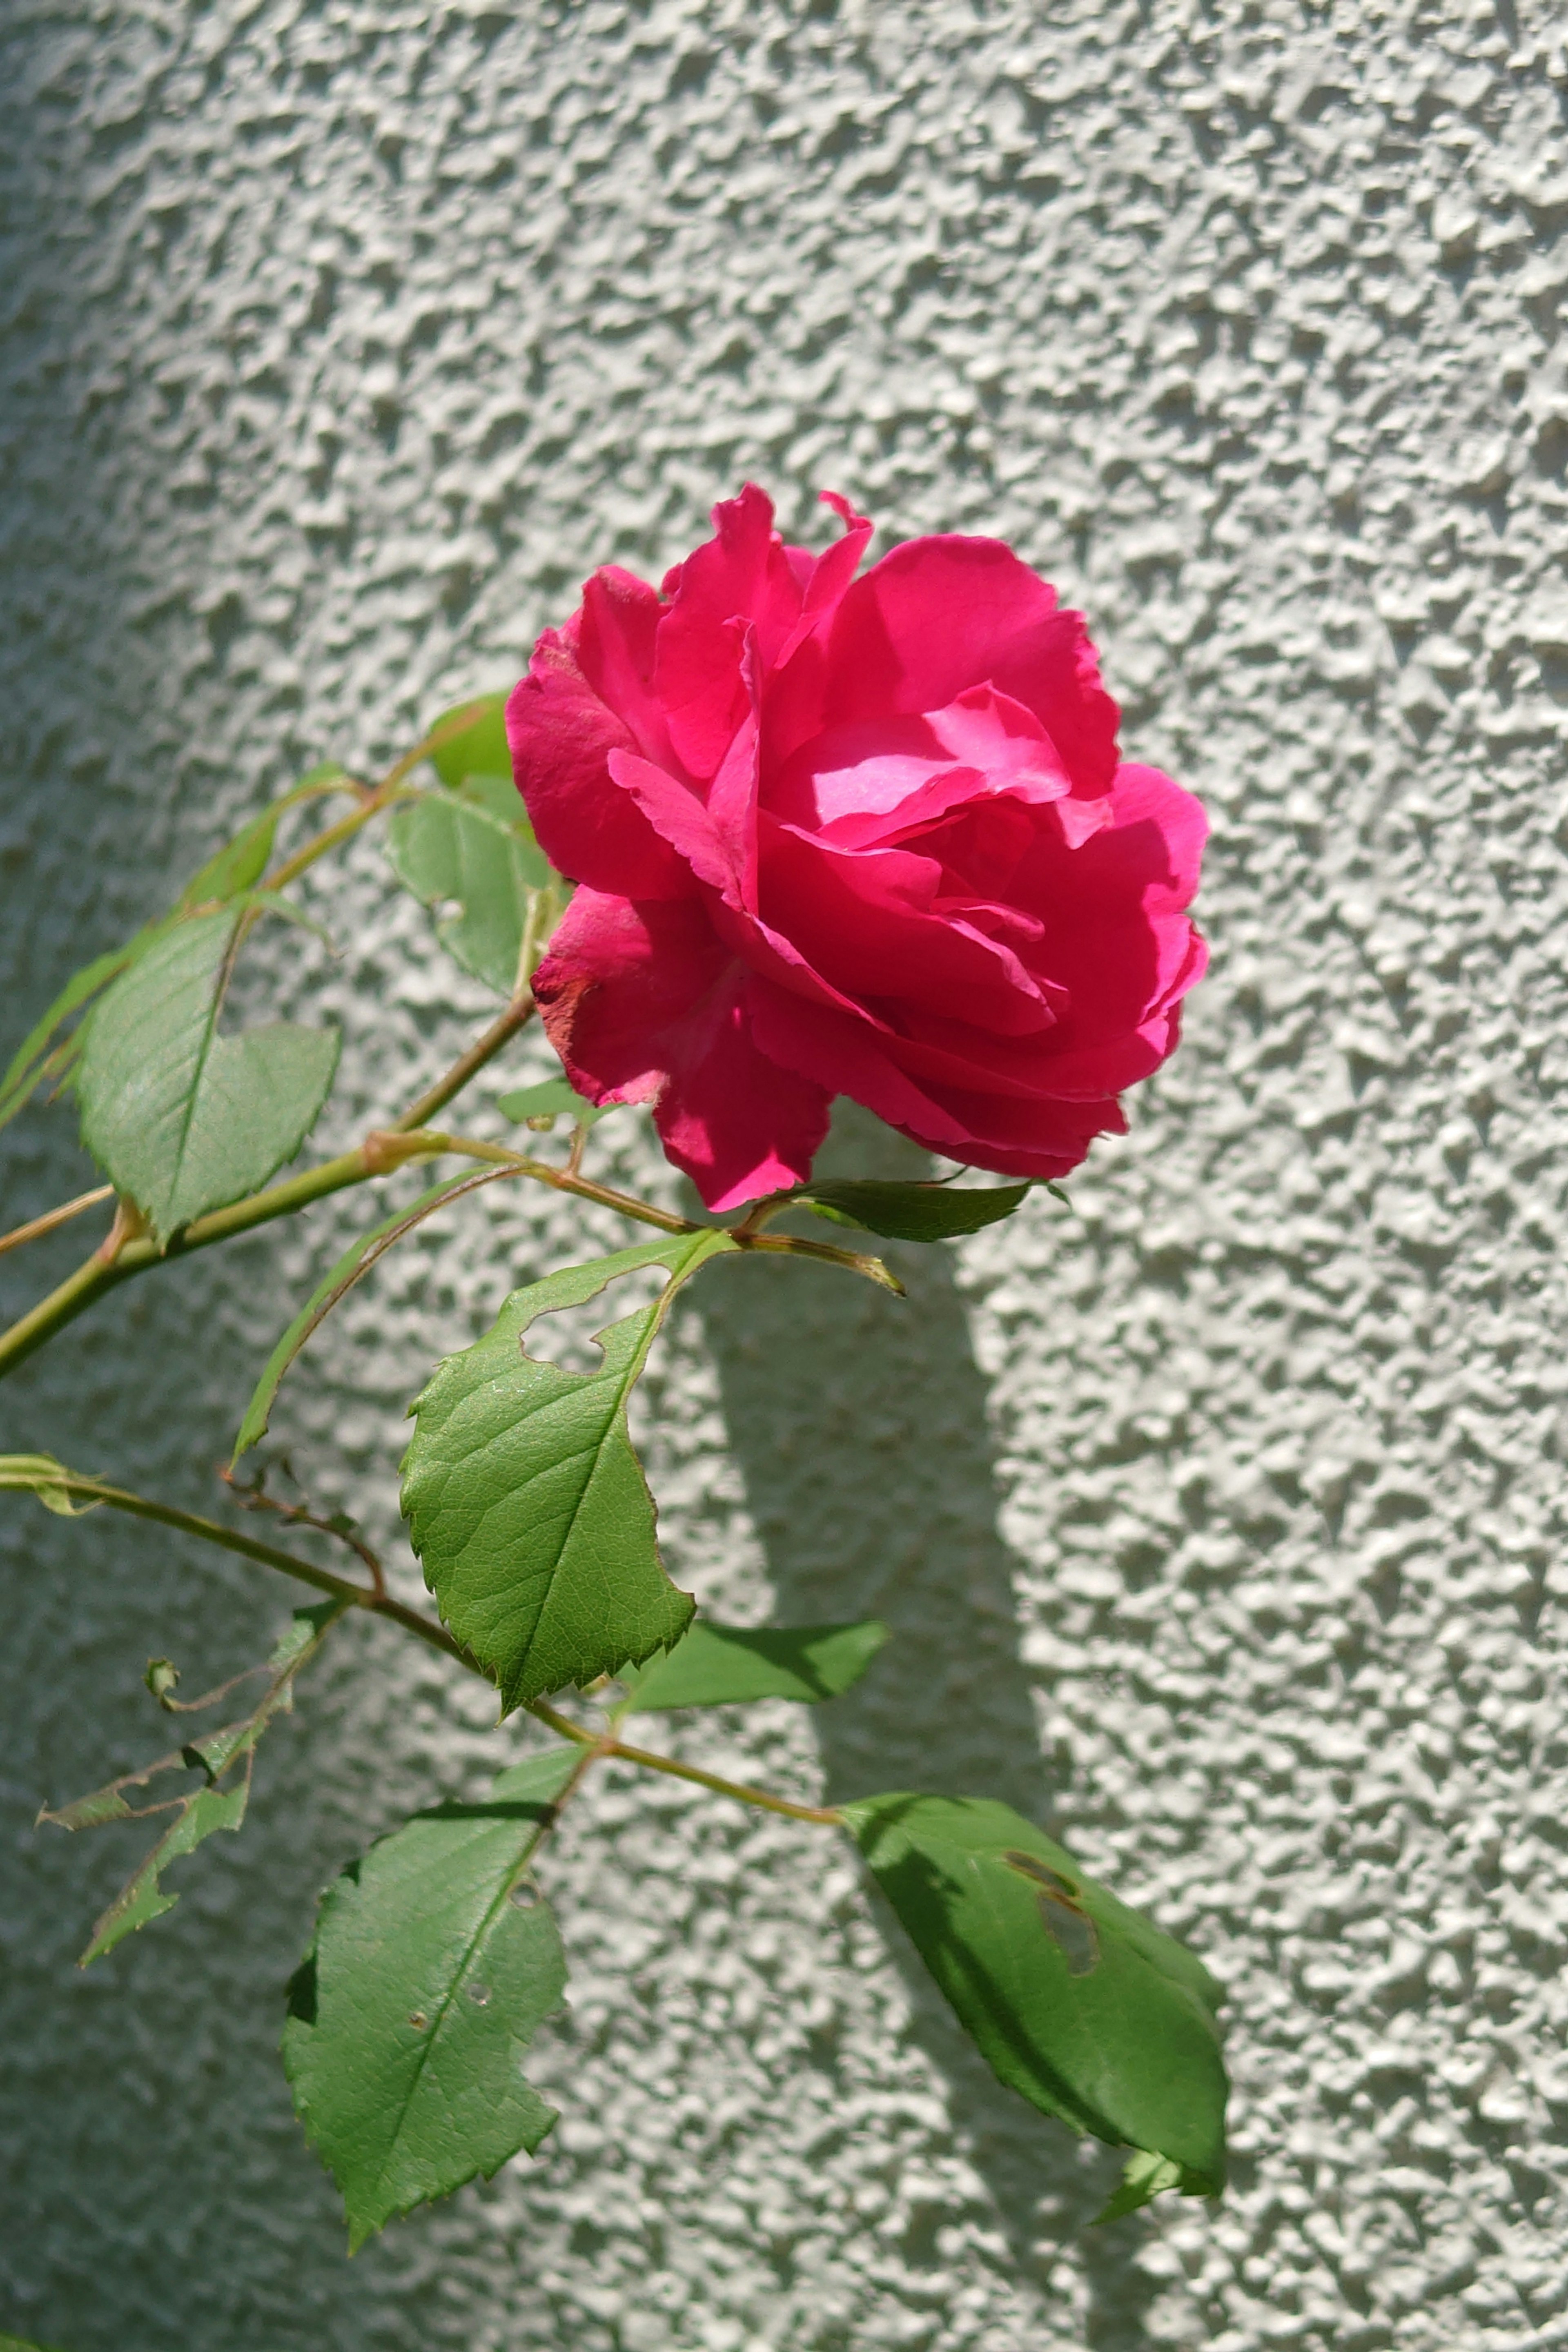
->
(699, 1105), (1163, 2339)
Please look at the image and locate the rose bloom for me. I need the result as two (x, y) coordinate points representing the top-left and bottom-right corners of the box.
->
(507, 486), (1206, 1213)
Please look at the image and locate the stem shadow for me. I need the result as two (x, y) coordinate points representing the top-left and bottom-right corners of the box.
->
(701, 1107), (1164, 2334)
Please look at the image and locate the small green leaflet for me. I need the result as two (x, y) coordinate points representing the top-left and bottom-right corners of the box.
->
(76, 907), (339, 1245)
(233, 1163), (521, 1463)
(619, 1619), (889, 1712)
(389, 771), (555, 998)
(38, 1602), (343, 1964)
(842, 1793), (1227, 2198)
(796, 1178), (1035, 1243)
(0, 2332), (72, 2351)
(174, 800), (285, 912)
(283, 1744), (577, 2250)
(1095, 2147), (1193, 2226)
(426, 693), (510, 790)
(495, 1075), (611, 1131)
(401, 1231), (734, 1711)
(0, 782), (327, 1138)
(0, 1452), (101, 1517)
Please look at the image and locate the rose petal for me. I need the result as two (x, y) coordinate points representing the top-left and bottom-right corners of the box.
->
(508, 627), (689, 899)
(532, 887), (831, 1212)
(820, 536), (1120, 800)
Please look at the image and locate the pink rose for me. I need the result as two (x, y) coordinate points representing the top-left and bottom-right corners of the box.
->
(507, 486), (1207, 1213)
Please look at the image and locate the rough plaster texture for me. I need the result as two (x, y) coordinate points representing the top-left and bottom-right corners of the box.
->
(4, 2), (1568, 2346)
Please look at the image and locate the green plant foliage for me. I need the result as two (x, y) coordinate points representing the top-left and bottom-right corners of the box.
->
(1094, 2147), (1192, 2225)
(283, 1744), (577, 2250)
(427, 693), (510, 790)
(797, 1177), (1034, 1242)
(0, 790), (304, 1139)
(388, 776), (554, 997)
(402, 1231), (734, 1711)
(175, 800), (286, 910)
(619, 1618), (889, 1712)
(0, 1452), (102, 1517)
(233, 1165), (517, 1463)
(495, 1075), (610, 1130)
(39, 1602), (343, 1964)
(76, 908), (339, 1244)
(842, 1793), (1227, 2198)
(0, 2332), (71, 2351)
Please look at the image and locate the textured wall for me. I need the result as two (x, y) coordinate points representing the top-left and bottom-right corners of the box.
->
(4, 2), (1568, 2347)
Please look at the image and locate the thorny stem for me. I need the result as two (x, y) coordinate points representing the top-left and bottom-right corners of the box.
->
(2, 1467), (842, 1832)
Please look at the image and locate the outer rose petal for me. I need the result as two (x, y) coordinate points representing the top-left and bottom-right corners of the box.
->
(818, 536), (1120, 798)
(533, 888), (831, 1212)
(507, 627), (689, 899)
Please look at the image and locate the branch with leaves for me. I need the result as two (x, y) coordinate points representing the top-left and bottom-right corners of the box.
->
(0, 692), (1227, 2262)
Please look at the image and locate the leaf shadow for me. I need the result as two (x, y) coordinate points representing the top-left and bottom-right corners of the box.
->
(700, 1105), (1164, 2339)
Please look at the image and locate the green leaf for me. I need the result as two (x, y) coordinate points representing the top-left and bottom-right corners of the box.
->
(76, 909), (339, 1245)
(39, 1603), (343, 1964)
(620, 1619), (889, 1713)
(841, 1793), (1227, 2195)
(0, 1452), (103, 1517)
(401, 1231), (735, 1711)
(797, 1178), (1034, 1243)
(176, 802), (283, 910)
(0, 2332), (73, 2351)
(388, 781), (553, 998)
(427, 694), (510, 790)
(283, 1744), (577, 2250)
(1094, 2147), (1198, 2225)
(495, 1075), (610, 1131)
(0, 788), (311, 1138)
(0, 949), (140, 1134)
(233, 1164), (519, 1463)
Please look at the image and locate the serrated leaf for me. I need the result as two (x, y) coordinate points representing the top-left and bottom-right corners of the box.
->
(401, 1231), (734, 1711)
(620, 1619), (889, 1713)
(283, 1744), (577, 2250)
(0, 794), (303, 1138)
(233, 1163), (519, 1463)
(495, 1076), (610, 1131)
(797, 1178), (1034, 1243)
(842, 1793), (1227, 2195)
(76, 909), (339, 1244)
(428, 694), (510, 790)
(388, 784), (552, 997)
(38, 1602), (342, 1964)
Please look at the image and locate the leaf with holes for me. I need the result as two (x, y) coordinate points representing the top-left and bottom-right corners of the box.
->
(842, 1793), (1227, 2200)
(619, 1619), (889, 1712)
(401, 1230), (734, 1710)
(38, 1602), (343, 1964)
(76, 907), (339, 1244)
(796, 1178), (1036, 1243)
(283, 1744), (578, 2249)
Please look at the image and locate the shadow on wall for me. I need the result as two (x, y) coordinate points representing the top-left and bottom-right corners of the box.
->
(701, 1104), (1163, 2345)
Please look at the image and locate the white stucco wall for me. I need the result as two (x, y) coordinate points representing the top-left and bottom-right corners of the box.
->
(4, 3), (1568, 2346)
